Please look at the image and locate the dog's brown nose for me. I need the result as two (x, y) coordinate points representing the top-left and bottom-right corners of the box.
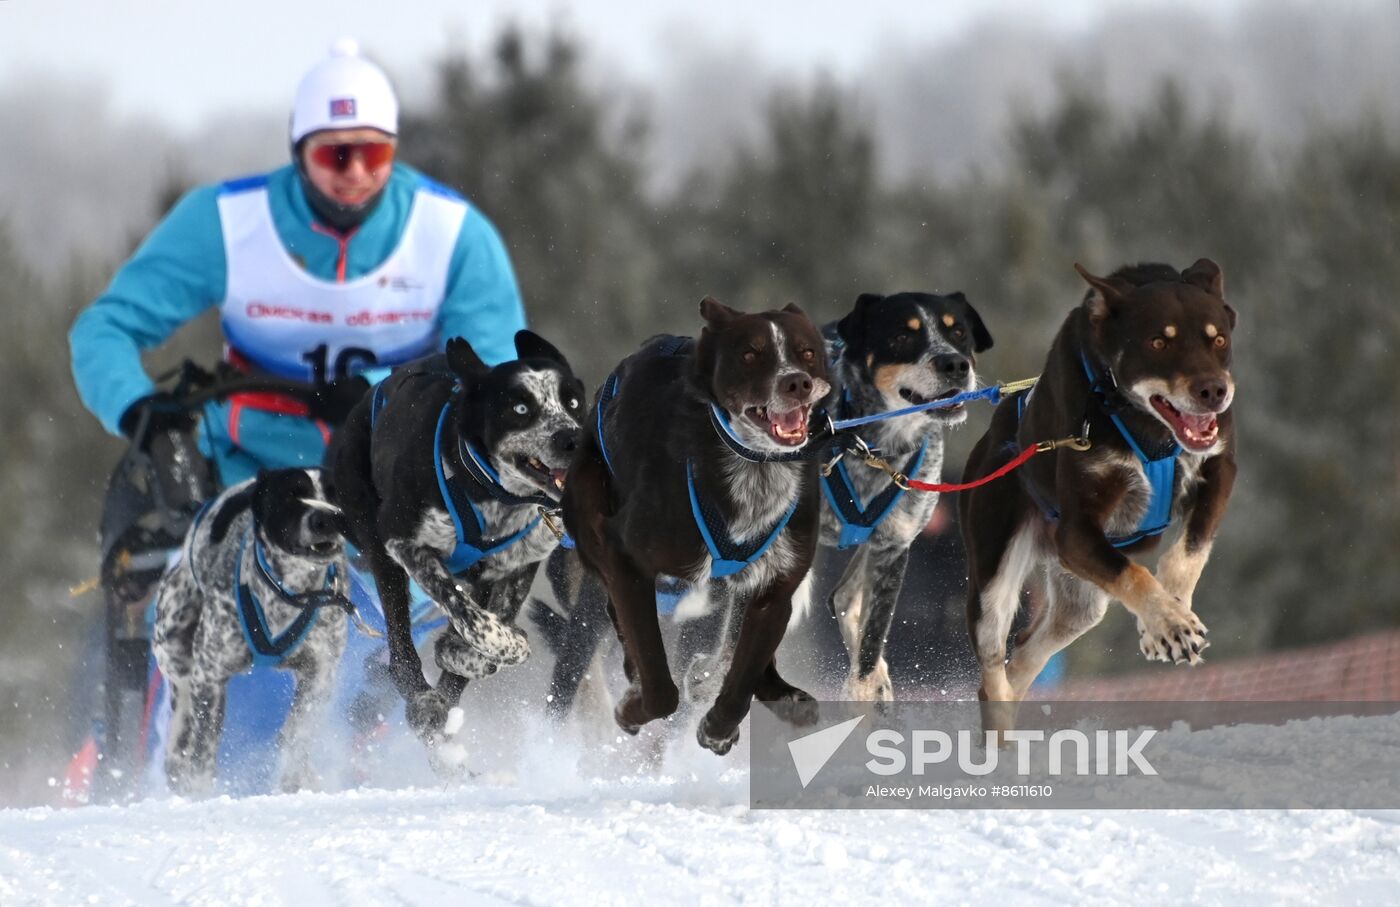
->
(1192, 377), (1231, 411)
(778, 371), (814, 400)
(934, 354), (971, 380)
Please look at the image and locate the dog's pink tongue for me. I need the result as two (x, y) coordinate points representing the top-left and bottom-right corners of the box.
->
(1183, 412), (1216, 433)
(772, 408), (806, 433)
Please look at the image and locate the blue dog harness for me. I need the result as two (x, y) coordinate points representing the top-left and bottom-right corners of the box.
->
(819, 441), (927, 549)
(187, 500), (345, 667)
(817, 388), (929, 550)
(234, 535), (340, 666)
(1016, 355), (1181, 548)
(431, 397), (547, 576)
(373, 370), (570, 577)
(595, 336), (798, 579)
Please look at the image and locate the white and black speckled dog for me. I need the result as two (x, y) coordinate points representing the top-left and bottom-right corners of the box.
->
(152, 468), (349, 796)
(327, 332), (584, 753)
(814, 291), (992, 701)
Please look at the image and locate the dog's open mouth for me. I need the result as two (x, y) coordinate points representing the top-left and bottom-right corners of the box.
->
(1150, 396), (1220, 451)
(516, 455), (568, 494)
(744, 404), (811, 446)
(900, 387), (964, 415)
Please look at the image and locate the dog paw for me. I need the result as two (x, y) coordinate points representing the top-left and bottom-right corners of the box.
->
(842, 660), (894, 703)
(1137, 610), (1209, 665)
(762, 688), (819, 728)
(696, 710), (741, 756)
(406, 689), (452, 742)
(435, 632), (503, 680)
(614, 681), (679, 734)
(427, 706), (472, 779)
(452, 614), (531, 666)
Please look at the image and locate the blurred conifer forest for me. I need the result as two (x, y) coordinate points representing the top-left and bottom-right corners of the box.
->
(3, 21), (1398, 793)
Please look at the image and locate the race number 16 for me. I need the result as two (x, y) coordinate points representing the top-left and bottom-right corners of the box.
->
(302, 344), (377, 383)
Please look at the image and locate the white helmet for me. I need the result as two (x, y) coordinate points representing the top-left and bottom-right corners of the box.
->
(290, 38), (398, 143)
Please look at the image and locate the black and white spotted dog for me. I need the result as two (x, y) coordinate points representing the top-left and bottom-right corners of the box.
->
(152, 468), (349, 795)
(815, 291), (992, 700)
(327, 332), (584, 755)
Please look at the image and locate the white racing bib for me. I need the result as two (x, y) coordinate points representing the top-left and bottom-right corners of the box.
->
(217, 179), (465, 381)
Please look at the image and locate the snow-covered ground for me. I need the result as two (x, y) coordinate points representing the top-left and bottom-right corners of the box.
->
(3, 713), (1399, 907)
(3, 781), (1399, 905)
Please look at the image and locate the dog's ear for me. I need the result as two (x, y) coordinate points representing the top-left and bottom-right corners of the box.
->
(250, 469), (286, 528)
(699, 296), (741, 328)
(835, 293), (884, 357)
(947, 291), (993, 353)
(209, 484), (257, 545)
(1182, 257), (1225, 299)
(515, 330), (572, 370)
(1074, 263), (1130, 324)
(781, 302), (806, 317)
(446, 337), (489, 381)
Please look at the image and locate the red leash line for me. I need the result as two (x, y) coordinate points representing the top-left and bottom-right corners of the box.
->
(905, 444), (1041, 493)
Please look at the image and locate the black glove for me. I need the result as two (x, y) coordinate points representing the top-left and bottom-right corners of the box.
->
(118, 391), (195, 439)
(308, 376), (371, 425)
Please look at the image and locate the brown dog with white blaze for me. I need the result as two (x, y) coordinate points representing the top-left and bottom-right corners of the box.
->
(561, 298), (832, 755)
(959, 260), (1237, 716)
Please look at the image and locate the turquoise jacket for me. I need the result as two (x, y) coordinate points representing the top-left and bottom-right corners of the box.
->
(70, 162), (525, 435)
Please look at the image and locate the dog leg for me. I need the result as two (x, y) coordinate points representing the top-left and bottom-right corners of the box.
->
(968, 521), (1037, 705)
(151, 573), (199, 686)
(1150, 533), (1213, 666)
(367, 549), (432, 700)
(1056, 515), (1208, 666)
(753, 659), (818, 726)
(678, 585), (734, 707)
(168, 676), (226, 798)
(1006, 569), (1109, 699)
(697, 584), (802, 755)
(600, 558), (679, 735)
(828, 546), (869, 661)
(1152, 454), (1234, 659)
(388, 540), (530, 666)
(279, 654), (337, 794)
(845, 543), (910, 703)
(164, 678), (198, 794)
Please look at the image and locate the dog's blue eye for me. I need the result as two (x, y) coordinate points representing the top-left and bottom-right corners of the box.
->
(513, 403), (529, 416)
(568, 398), (579, 409)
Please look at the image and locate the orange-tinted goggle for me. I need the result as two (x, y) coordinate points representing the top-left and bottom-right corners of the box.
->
(307, 140), (396, 174)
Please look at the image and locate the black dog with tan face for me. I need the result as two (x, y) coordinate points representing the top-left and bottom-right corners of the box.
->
(819, 291), (991, 701)
(562, 298), (832, 755)
(960, 260), (1236, 716)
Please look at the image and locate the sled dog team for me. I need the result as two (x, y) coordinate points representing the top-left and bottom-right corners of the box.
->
(154, 259), (1237, 793)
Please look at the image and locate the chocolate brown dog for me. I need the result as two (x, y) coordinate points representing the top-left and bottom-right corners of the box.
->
(562, 298), (832, 755)
(960, 260), (1236, 712)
